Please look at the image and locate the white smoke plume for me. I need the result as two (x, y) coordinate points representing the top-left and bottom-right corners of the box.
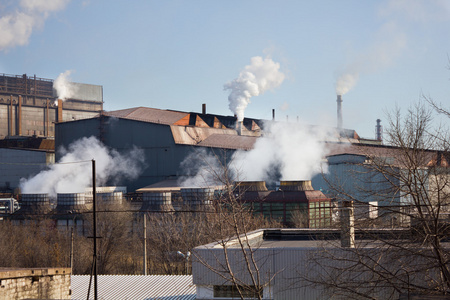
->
(0, 0), (70, 52)
(224, 56), (285, 122)
(177, 148), (226, 187)
(53, 70), (79, 101)
(230, 121), (330, 183)
(20, 136), (145, 197)
(335, 21), (406, 95)
(178, 121), (331, 187)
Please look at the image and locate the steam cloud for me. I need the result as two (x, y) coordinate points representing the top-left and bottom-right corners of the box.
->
(335, 22), (406, 95)
(0, 0), (70, 52)
(230, 121), (330, 183)
(53, 70), (79, 101)
(224, 56), (285, 122)
(178, 148), (226, 187)
(20, 136), (145, 197)
(178, 121), (330, 187)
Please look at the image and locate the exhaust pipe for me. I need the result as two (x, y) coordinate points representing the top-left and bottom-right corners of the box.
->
(337, 95), (343, 129)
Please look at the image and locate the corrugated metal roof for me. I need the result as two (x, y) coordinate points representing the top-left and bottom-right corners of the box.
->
(198, 134), (257, 150)
(326, 143), (440, 167)
(170, 125), (257, 150)
(71, 274), (196, 300)
(104, 107), (188, 125)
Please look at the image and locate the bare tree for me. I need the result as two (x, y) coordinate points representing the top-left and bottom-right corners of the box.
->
(185, 150), (281, 300)
(303, 102), (450, 299)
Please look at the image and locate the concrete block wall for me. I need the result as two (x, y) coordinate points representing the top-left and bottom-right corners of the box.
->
(0, 267), (71, 300)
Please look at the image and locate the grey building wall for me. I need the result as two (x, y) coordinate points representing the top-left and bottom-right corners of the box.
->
(56, 117), (233, 192)
(0, 148), (53, 190)
(312, 154), (403, 206)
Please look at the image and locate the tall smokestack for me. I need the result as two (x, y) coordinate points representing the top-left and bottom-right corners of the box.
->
(337, 95), (343, 129)
(376, 119), (383, 142)
(202, 103), (206, 115)
(236, 121), (243, 135)
(272, 109), (275, 121)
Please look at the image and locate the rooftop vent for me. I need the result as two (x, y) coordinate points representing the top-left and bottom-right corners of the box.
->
(279, 180), (314, 191)
(234, 181), (268, 192)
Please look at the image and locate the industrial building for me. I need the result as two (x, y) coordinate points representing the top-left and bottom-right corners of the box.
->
(192, 226), (447, 300)
(0, 73), (103, 139)
(55, 105), (365, 193)
(0, 73), (103, 193)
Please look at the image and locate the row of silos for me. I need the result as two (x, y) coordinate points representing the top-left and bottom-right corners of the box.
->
(11, 188), (126, 218)
(140, 188), (216, 212)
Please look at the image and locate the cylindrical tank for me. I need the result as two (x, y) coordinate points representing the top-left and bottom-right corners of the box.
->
(234, 181), (268, 192)
(181, 188), (214, 208)
(56, 193), (88, 213)
(96, 192), (123, 205)
(279, 180), (314, 191)
(19, 193), (52, 214)
(141, 192), (174, 212)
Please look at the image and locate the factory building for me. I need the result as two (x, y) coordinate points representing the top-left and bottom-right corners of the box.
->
(0, 73), (103, 192)
(0, 73), (103, 139)
(55, 106), (364, 193)
(55, 107), (266, 192)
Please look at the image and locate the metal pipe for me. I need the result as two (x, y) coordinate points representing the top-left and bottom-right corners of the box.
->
(9, 95), (13, 136)
(337, 95), (343, 129)
(57, 99), (63, 122)
(46, 99), (49, 137)
(18, 95), (22, 136)
(202, 103), (206, 115)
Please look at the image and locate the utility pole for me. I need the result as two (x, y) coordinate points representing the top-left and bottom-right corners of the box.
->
(143, 213), (147, 275)
(92, 159), (98, 300)
(70, 227), (74, 271)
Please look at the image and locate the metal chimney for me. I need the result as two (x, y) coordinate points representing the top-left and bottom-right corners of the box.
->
(376, 119), (383, 142)
(236, 121), (243, 135)
(337, 95), (343, 129)
(202, 103), (206, 115)
(272, 109), (275, 121)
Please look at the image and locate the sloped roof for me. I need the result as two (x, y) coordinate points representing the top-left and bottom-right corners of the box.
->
(71, 275), (195, 300)
(198, 134), (257, 150)
(325, 143), (446, 167)
(103, 107), (188, 125)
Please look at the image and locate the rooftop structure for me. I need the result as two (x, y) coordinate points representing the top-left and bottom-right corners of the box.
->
(0, 73), (103, 140)
(192, 228), (449, 300)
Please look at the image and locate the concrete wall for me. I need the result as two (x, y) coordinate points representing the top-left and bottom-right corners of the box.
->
(0, 267), (71, 300)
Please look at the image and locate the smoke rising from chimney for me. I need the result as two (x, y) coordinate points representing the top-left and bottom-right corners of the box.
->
(224, 56), (285, 122)
(53, 70), (79, 101)
(335, 22), (406, 95)
(0, 0), (70, 52)
(20, 136), (145, 197)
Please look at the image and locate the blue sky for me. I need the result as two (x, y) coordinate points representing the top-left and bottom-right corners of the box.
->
(1, 0), (450, 139)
